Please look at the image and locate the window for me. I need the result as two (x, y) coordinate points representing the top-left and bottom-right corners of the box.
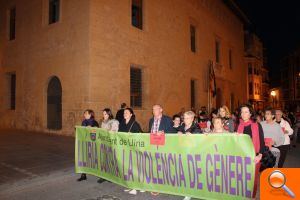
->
(254, 68), (258, 75)
(248, 63), (252, 74)
(249, 82), (253, 95)
(130, 67), (142, 107)
(9, 73), (16, 110)
(132, 0), (143, 29)
(215, 40), (220, 63)
(49, 0), (60, 24)
(190, 25), (196, 52)
(229, 49), (232, 69)
(256, 83), (258, 95)
(191, 80), (195, 109)
(9, 7), (16, 40)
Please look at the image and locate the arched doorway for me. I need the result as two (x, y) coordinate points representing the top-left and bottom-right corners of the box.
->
(47, 76), (62, 130)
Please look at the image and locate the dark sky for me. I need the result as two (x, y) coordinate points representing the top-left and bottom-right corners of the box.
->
(235, 1), (300, 87)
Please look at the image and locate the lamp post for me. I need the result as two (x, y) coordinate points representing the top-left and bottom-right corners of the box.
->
(271, 90), (276, 108)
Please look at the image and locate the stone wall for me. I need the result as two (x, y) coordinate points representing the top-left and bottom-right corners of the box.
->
(0, 0), (247, 134)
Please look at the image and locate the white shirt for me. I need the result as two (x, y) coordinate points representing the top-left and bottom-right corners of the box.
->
(275, 118), (293, 145)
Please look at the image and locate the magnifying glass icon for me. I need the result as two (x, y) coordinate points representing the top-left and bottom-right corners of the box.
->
(268, 170), (295, 198)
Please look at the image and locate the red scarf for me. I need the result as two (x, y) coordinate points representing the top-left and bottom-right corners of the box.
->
(237, 119), (260, 153)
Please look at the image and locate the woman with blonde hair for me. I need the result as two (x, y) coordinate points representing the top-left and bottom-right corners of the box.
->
(218, 105), (234, 132)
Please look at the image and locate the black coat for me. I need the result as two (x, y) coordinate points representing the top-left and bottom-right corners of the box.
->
(119, 118), (142, 133)
(81, 119), (99, 127)
(148, 115), (176, 133)
(178, 123), (202, 134)
(115, 109), (125, 123)
(173, 126), (181, 132)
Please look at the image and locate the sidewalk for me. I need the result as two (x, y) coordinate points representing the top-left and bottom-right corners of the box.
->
(0, 129), (182, 200)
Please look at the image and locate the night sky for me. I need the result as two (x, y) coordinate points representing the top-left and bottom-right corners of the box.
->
(235, 1), (300, 87)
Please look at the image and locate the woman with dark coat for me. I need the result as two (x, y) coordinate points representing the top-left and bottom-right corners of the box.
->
(77, 109), (99, 182)
(178, 111), (201, 200)
(119, 108), (142, 133)
(178, 111), (202, 134)
(119, 108), (142, 195)
(81, 109), (99, 127)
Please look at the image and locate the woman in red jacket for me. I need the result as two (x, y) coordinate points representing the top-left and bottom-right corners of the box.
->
(236, 104), (265, 198)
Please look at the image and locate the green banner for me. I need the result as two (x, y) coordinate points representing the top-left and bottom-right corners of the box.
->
(75, 126), (255, 200)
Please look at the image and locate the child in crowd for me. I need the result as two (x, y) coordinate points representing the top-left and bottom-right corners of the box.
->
(172, 114), (181, 132)
(198, 113), (211, 133)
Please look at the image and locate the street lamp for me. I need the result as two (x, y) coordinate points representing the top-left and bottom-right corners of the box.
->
(271, 90), (276, 108)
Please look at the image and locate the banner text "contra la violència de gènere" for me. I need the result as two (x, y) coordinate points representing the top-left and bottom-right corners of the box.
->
(75, 126), (255, 200)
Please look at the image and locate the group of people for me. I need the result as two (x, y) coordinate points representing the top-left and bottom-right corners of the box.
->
(77, 102), (300, 199)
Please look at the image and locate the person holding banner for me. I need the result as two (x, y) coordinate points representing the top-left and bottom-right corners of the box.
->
(177, 111), (202, 200)
(178, 111), (202, 134)
(77, 109), (99, 182)
(237, 104), (265, 198)
(211, 117), (227, 133)
(218, 105), (234, 132)
(119, 107), (142, 133)
(98, 108), (119, 184)
(119, 107), (143, 195)
(149, 104), (176, 134)
(101, 108), (119, 132)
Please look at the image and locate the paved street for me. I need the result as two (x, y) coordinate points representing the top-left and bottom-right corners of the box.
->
(0, 129), (299, 200)
(0, 130), (182, 200)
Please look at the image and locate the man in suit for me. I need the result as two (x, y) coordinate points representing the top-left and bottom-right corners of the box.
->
(149, 104), (176, 133)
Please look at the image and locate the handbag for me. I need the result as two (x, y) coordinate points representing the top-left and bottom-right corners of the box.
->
(260, 146), (276, 170)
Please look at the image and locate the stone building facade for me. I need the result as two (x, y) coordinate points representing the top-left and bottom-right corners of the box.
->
(244, 31), (269, 110)
(280, 48), (300, 110)
(0, 0), (248, 135)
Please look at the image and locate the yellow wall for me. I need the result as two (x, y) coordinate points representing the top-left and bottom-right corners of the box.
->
(0, 0), (247, 134)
